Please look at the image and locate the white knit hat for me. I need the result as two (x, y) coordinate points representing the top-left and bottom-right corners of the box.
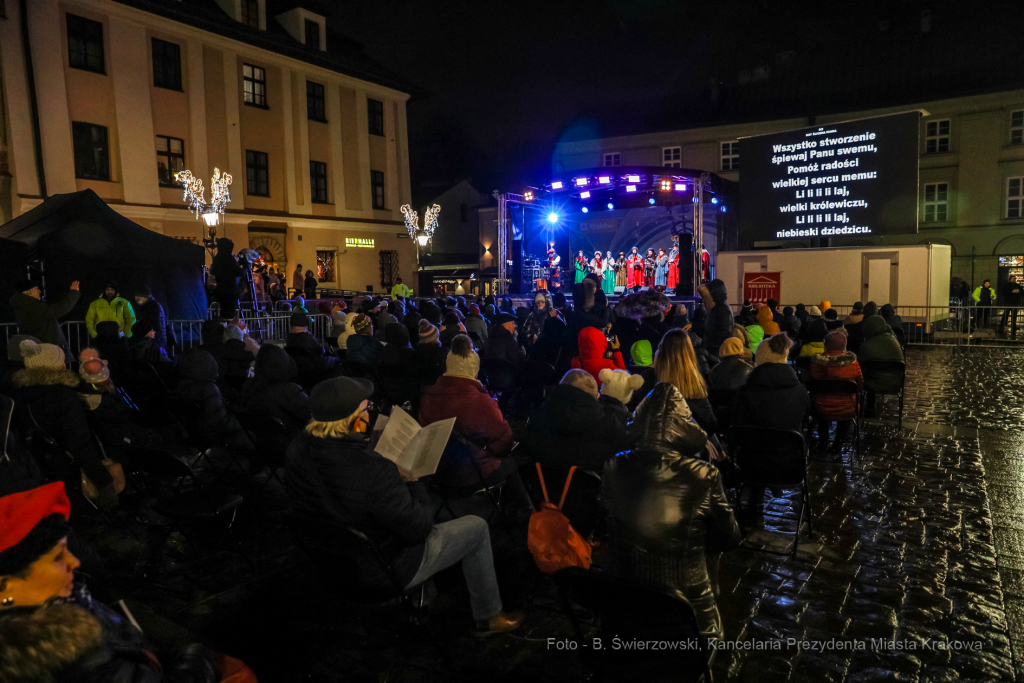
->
(445, 334), (479, 379)
(20, 339), (65, 369)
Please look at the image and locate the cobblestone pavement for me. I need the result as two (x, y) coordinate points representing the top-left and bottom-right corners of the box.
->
(87, 346), (1023, 682)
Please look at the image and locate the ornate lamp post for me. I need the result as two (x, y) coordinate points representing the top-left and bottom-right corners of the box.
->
(175, 167), (233, 253)
(400, 203), (441, 246)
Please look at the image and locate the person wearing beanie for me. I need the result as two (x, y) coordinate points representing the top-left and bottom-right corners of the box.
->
(709, 337), (753, 393)
(133, 285), (167, 350)
(346, 313), (383, 370)
(733, 332), (809, 435)
(808, 330), (862, 452)
(378, 322), (417, 384)
(375, 301), (399, 342)
(779, 306), (801, 338)
(463, 303), (489, 345)
(11, 342), (120, 509)
(735, 300), (755, 326)
(420, 334), (517, 493)
(806, 305), (822, 319)
(9, 279), (80, 363)
(85, 281), (137, 341)
(177, 348), (252, 453)
(328, 308), (349, 350)
(794, 303), (810, 327)
(756, 303), (781, 336)
(484, 312), (525, 370)
(819, 301), (831, 314)
(414, 320), (448, 386)
(213, 321), (256, 387)
(238, 344), (311, 434)
(844, 301), (865, 327)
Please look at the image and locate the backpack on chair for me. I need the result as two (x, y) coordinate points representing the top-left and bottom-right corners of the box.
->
(527, 464), (592, 574)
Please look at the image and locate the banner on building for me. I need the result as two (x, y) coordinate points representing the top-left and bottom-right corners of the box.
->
(743, 272), (781, 304)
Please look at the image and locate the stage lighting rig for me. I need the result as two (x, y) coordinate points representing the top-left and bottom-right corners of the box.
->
(551, 181), (564, 190)
(660, 178), (672, 192)
(547, 211), (560, 224)
(523, 189), (534, 201)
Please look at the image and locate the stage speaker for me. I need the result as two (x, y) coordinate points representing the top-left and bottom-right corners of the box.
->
(510, 240), (525, 294)
(676, 234), (694, 296)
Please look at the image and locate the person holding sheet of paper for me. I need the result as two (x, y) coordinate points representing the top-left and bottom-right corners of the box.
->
(285, 376), (525, 636)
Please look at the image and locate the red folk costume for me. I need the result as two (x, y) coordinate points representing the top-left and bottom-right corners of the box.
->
(626, 250), (644, 289)
(666, 246), (680, 290)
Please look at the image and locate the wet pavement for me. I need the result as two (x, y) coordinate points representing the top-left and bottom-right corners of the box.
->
(80, 346), (1024, 682)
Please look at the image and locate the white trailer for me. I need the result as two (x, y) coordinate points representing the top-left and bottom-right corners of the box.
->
(715, 244), (952, 326)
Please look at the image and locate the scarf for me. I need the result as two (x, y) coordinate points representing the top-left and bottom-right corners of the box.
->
(594, 255), (603, 269)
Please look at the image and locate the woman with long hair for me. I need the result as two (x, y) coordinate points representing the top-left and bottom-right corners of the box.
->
(653, 328), (716, 436)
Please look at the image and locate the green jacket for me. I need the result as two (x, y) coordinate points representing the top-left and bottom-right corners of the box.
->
(745, 324), (765, 354)
(391, 283), (412, 298)
(86, 296), (136, 338)
(858, 316), (904, 392)
(973, 285), (995, 305)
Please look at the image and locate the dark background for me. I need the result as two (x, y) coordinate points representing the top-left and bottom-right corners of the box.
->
(739, 112), (920, 243)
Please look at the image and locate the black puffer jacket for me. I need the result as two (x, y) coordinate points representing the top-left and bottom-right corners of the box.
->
(709, 356), (752, 392)
(604, 382), (740, 640)
(526, 384), (632, 472)
(177, 349), (239, 435)
(238, 345), (310, 433)
(732, 362), (809, 433)
(703, 280), (735, 356)
(0, 584), (216, 683)
(285, 431), (434, 589)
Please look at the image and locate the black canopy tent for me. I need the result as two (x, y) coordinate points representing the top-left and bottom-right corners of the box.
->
(0, 189), (206, 321)
(0, 237), (30, 323)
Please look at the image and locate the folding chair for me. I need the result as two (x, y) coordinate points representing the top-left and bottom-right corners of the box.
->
(807, 378), (861, 457)
(859, 360), (906, 424)
(554, 567), (714, 683)
(234, 411), (291, 490)
(729, 426), (811, 557)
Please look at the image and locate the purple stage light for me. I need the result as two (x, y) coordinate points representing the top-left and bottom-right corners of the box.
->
(575, 177), (588, 186)
(551, 181), (563, 190)
(580, 191), (591, 199)
(626, 185), (636, 192)
(598, 176), (610, 184)
(627, 175), (640, 183)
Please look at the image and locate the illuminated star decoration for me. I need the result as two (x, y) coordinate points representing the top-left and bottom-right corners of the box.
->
(400, 203), (442, 241)
(174, 167), (233, 219)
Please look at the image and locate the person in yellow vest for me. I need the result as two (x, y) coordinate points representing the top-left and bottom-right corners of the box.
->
(85, 280), (136, 339)
(390, 277), (412, 299)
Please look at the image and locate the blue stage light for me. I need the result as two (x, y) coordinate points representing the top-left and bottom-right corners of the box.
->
(581, 207), (589, 213)
(547, 212), (560, 224)
(607, 202), (615, 210)
(649, 197), (656, 205)
(711, 197), (719, 204)
(721, 206), (727, 212)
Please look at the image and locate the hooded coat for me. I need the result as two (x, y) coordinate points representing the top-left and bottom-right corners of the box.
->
(238, 345), (310, 433)
(732, 363), (809, 433)
(570, 327), (626, 384)
(9, 290), (80, 362)
(858, 316), (904, 392)
(177, 349), (238, 435)
(526, 384), (632, 471)
(522, 292), (558, 348)
(604, 382), (739, 640)
(703, 280), (735, 355)
(756, 305), (781, 336)
(809, 352), (863, 419)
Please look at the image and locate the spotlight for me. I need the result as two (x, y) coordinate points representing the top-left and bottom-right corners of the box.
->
(649, 197), (656, 205)
(660, 179), (672, 192)
(582, 207), (589, 213)
(711, 197), (719, 204)
(721, 205), (727, 212)
(580, 191), (591, 199)
(598, 176), (611, 184)
(675, 183), (686, 192)
(575, 177), (588, 186)
(607, 202), (615, 210)
(547, 211), (560, 224)
(626, 185), (637, 193)
(627, 175), (640, 183)
(551, 181), (563, 190)
(523, 189), (534, 202)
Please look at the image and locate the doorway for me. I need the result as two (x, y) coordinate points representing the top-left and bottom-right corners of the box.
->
(861, 252), (899, 307)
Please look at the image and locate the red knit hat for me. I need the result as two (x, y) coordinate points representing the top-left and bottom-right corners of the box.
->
(824, 330), (848, 354)
(0, 483), (71, 555)
(468, 304), (481, 316)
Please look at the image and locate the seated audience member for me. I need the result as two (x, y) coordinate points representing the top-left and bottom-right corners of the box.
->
(823, 308), (845, 332)
(779, 306), (802, 337)
(844, 302), (865, 327)
(654, 328), (717, 437)
(414, 321), (448, 386)
(570, 327), (625, 385)
(709, 338), (753, 392)
(809, 331), (863, 452)
(484, 313), (524, 370)
(285, 377), (524, 634)
(464, 304), (489, 345)
(403, 304), (424, 341)
(735, 300), (755, 326)
(293, 295), (310, 315)
(238, 344), (310, 433)
(629, 339), (653, 367)
(800, 319), (830, 357)
(744, 313), (765, 356)
(844, 301), (877, 355)
(732, 332), (809, 433)
(328, 308), (348, 349)
(286, 312), (342, 379)
(419, 335), (515, 490)
(128, 320), (171, 365)
(794, 303), (810, 327)
(376, 303), (398, 341)
(176, 349), (250, 449)
(11, 341), (119, 510)
(858, 314), (904, 415)
(880, 303), (904, 331)
(604, 376), (739, 641)
(378, 323), (417, 373)
(527, 369), (631, 472)
(219, 322), (257, 384)
(756, 304), (780, 336)
(764, 298), (782, 323)
(346, 314), (383, 369)
(731, 324), (754, 362)
(439, 313), (466, 349)
(0, 484), (256, 679)
(92, 321), (131, 372)
(565, 279), (609, 356)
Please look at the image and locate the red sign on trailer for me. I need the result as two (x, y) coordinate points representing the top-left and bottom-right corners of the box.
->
(743, 272), (781, 304)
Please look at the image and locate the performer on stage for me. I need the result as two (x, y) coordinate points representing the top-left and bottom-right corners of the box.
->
(602, 251), (616, 294)
(627, 247), (644, 293)
(616, 252), (628, 290)
(655, 248), (669, 291)
(644, 248), (657, 288)
(574, 250), (588, 284)
(666, 239), (680, 295)
(548, 246), (562, 291)
(589, 250), (604, 289)
(700, 246), (712, 283)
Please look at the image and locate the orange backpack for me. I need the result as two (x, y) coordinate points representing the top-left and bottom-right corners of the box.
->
(527, 464), (593, 574)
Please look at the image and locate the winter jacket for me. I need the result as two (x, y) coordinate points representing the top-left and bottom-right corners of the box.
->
(238, 346), (310, 433)
(9, 290), (80, 362)
(85, 296), (136, 338)
(879, 304), (904, 331)
(211, 247), (243, 297)
(522, 308), (559, 349)
(483, 324), (524, 370)
(686, 397), (718, 437)
(858, 316), (904, 393)
(176, 349), (239, 436)
(565, 281), (610, 355)
(709, 356), (752, 392)
(414, 343), (448, 386)
(135, 298), (167, 348)
(733, 362), (809, 433)
(703, 280), (735, 356)
(462, 313), (488, 344)
(799, 341), (825, 357)
(745, 324), (765, 354)
(604, 382), (739, 639)
(0, 585), (217, 683)
(286, 331), (341, 378)
(526, 384), (632, 471)
(285, 431), (433, 588)
(570, 327), (626, 384)
(756, 305), (781, 336)
(973, 285), (996, 305)
(215, 339), (255, 383)
(844, 312), (864, 327)
(808, 352), (863, 419)
(391, 282), (413, 298)
(346, 333), (383, 369)
(378, 343), (417, 374)
(12, 366), (112, 489)
(419, 375), (514, 489)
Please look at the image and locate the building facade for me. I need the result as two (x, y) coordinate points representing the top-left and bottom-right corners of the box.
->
(553, 89), (1024, 289)
(0, 0), (418, 294)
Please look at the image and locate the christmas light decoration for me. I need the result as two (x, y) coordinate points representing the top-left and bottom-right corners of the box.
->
(175, 167), (233, 227)
(401, 203), (441, 246)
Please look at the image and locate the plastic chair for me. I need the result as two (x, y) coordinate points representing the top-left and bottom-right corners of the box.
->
(554, 567), (714, 683)
(729, 426), (811, 556)
(807, 379), (861, 456)
(859, 360), (906, 424)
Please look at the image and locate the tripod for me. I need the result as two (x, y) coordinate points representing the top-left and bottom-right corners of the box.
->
(237, 255), (265, 341)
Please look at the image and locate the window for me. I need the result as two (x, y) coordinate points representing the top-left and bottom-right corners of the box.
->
(304, 19), (320, 49)
(152, 38), (182, 90)
(310, 161), (328, 203)
(316, 249), (335, 282)
(603, 153), (620, 166)
(1012, 111), (1023, 145)
(663, 147), (681, 168)
(240, 0), (259, 28)
(72, 122), (109, 180)
(371, 170), (385, 209)
(368, 98), (384, 136)
(1008, 177), (1024, 219)
(156, 136), (185, 187)
(67, 13), (104, 73)
(923, 182), (948, 222)
(243, 64), (267, 107)
(925, 119), (950, 154)
(246, 150), (269, 196)
(460, 203), (468, 223)
(721, 141), (739, 171)
(306, 81), (326, 122)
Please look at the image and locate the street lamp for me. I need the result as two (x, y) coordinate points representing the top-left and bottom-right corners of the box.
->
(401, 203), (441, 247)
(175, 168), (233, 250)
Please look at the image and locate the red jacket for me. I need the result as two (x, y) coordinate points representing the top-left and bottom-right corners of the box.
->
(570, 327), (626, 385)
(809, 352), (863, 419)
(419, 375), (513, 489)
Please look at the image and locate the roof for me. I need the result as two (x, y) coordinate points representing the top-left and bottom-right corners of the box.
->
(113, 0), (426, 98)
